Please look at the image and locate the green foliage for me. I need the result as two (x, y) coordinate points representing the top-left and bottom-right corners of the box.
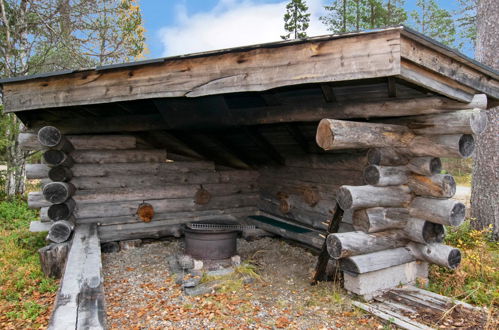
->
(428, 219), (498, 306)
(281, 0), (311, 40)
(320, 0), (407, 33)
(409, 0), (456, 46)
(454, 0), (477, 54)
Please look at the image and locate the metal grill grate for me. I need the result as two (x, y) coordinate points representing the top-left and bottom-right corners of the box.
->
(186, 223), (255, 231)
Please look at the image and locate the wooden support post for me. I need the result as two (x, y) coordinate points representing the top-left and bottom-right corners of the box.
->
(38, 242), (70, 279)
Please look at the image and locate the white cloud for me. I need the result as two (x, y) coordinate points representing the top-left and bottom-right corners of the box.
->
(158, 0), (329, 56)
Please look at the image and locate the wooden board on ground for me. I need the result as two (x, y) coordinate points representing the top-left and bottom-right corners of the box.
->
(353, 285), (488, 330)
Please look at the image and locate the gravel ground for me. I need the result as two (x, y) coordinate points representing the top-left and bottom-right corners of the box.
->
(102, 237), (381, 329)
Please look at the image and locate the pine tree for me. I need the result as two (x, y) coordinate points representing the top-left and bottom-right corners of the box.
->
(281, 0), (311, 40)
(455, 0), (477, 54)
(410, 0), (456, 46)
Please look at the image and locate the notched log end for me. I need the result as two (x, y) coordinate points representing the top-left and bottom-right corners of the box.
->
(316, 119), (334, 150)
(336, 187), (353, 210)
(38, 126), (62, 147)
(459, 134), (475, 158)
(422, 221), (445, 243)
(326, 234), (343, 259)
(429, 157), (442, 175)
(137, 203), (154, 223)
(363, 165), (380, 185)
(448, 248), (462, 269)
(450, 202), (466, 226)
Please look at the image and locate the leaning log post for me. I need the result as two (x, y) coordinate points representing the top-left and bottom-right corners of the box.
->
(409, 197), (465, 226)
(336, 185), (412, 210)
(43, 182), (76, 204)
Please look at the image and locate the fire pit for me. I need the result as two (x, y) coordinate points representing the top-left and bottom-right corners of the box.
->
(183, 220), (243, 260)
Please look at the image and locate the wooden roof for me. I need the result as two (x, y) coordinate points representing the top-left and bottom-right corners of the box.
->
(1, 26), (498, 114)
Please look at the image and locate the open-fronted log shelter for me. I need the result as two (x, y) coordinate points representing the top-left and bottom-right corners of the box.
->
(2, 26), (498, 328)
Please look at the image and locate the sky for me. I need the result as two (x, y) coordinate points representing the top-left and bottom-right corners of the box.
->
(140, 0), (464, 59)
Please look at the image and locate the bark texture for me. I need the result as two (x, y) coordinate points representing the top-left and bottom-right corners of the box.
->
(472, 0), (499, 239)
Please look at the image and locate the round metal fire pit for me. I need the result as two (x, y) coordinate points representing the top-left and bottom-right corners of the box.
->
(184, 220), (239, 260)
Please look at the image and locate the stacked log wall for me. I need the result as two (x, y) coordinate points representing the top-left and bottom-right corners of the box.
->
(23, 130), (259, 243)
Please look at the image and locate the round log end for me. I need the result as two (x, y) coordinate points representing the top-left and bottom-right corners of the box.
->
(326, 234), (343, 259)
(48, 166), (73, 182)
(459, 135), (475, 158)
(194, 187), (211, 205)
(316, 119), (334, 150)
(450, 202), (466, 226)
(367, 149), (381, 165)
(339, 258), (359, 273)
(137, 203), (154, 222)
(47, 203), (73, 221)
(470, 110), (488, 135)
(441, 174), (457, 197)
(448, 248), (462, 269)
(363, 165), (380, 185)
(422, 221), (445, 243)
(43, 150), (66, 166)
(48, 221), (73, 243)
(42, 182), (72, 204)
(429, 157), (442, 175)
(38, 126), (62, 148)
(336, 187), (353, 210)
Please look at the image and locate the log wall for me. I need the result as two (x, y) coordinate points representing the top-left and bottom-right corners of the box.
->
(23, 130), (259, 243)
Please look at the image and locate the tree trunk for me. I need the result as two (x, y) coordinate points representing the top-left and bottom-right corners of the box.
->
(5, 114), (27, 195)
(472, 0), (499, 239)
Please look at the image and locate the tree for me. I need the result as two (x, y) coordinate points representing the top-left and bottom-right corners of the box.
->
(320, 0), (407, 34)
(455, 0), (477, 54)
(281, 0), (311, 40)
(409, 0), (456, 46)
(471, 0), (498, 240)
(0, 0), (146, 195)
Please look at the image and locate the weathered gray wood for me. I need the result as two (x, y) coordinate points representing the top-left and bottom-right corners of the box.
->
(43, 182), (76, 204)
(48, 224), (105, 330)
(340, 247), (416, 274)
(48, 220), (75, 243)
(367, 148), (410, 166)
(38, 242), (70, 279)
(259, 166), (363, 187)
(30, 220), (52, 232)
(19, 133), (137, 150)
(327, 230), (408, 259)
(409, 197), (465, 226)
(406, 157), (441, 176)
(48, 166), (73, 182)
(383, 109), (488, 135)
(408, 242), (461, 269)
(98, 223), (183, 243)
(316, 119), (413, 150)
(38, 126), (73, 152)
(26, 164), (50, 179)
(284, 152), (368, 171)
(43, 150), (74, 167)
(401, 134), (475, 158)
(363, 165), (408, 186)
(73, 194), (258, 219)
(407, 173), (456, 198)
(47, 199), (76, 221)
(71, 149), (167, 164)
(336, 185), (412, 210)
(352, 207), (410, 233)
(403, 218), (444, 244)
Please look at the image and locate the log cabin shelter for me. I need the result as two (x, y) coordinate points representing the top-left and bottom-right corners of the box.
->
(1, 26), (499, 326)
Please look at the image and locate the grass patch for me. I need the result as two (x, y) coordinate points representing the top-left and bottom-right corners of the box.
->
(428, 219), (498, 307)
(0, 195), (58, 329)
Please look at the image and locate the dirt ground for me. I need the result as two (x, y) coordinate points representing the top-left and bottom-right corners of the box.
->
(102, 237), (382, 329)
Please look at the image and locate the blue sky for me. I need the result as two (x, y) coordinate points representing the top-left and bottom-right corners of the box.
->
(140, 0), (466, 59)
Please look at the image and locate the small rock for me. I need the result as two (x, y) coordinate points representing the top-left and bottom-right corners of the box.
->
(182, 276), (201, 288)
(119, 239), (142, 250)
(101, 242), (120, 253)
(184, 280), (221, 296)
(206, 267), (234, 277)
(178, 255), (194, 269)
(193, 259), (203, 270)
(231, 255), (241, 267)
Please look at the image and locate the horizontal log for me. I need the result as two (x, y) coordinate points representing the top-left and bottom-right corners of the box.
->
(26, 164), (49, 179)
(284, 152), (368, 171)
(79, 207), (257, 225)
(19, 133), (137, 151)
(316, 119), (414, 150)
(409, 197), (465, 226)
(73, 194), (258, 219)
(30, 221), (52, 232)
(98, 223), (182, 243)
(382, 109), (488, 135)
(340, 247), (416, 273)
(352, 207), (410, 233)
(37, 126), (73, 152)
(71, 149), (167, 164)
(48, 166), (73, 182)
(407, 242), (461, 269)
(367, 148), (410, 166)
(403, 218), (444, 244)
(43, 182), (76, 204)
(336, 185), (412, 210)
(48, 220), (74, 243)
(43, 150), (74, 167)
(363, 165), (408, 186)
(259, 166), (363, 186)
(327, 230), (408, 259)
(47, 199), (76, 221)
(401, 134), (475, 158)
(407, 173), (456, 198)
(407, 157), (441, 176)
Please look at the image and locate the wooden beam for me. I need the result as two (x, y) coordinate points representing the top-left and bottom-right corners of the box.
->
(244, 127), (284, 165)
(387, 77), (397, 97)
(2, 29), (401, 112)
